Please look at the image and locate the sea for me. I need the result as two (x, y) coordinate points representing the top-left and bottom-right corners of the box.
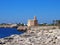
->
(0, 28), (24, 38)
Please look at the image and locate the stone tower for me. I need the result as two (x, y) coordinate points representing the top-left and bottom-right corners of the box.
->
(33, 16), (38, 26)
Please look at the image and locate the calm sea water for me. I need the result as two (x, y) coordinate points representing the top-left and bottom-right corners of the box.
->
(0, 28), (24, 38)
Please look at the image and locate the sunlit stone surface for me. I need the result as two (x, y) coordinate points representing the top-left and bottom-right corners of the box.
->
(0, 28), (60, 45)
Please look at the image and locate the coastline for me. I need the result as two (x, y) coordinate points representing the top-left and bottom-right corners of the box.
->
(0, 27), (60, 45)
(0, 28), (25, 38)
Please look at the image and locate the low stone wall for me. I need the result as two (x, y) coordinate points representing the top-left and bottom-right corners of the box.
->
(17, 26), (59, 31)
(30, 26), (59, 30)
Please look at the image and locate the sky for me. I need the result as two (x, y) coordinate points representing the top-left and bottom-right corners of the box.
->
(0, 0), (60, 24)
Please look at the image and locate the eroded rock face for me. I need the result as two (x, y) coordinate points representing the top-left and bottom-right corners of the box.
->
(0, 29), (60, 45)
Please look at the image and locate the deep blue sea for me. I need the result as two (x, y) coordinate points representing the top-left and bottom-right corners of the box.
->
(0, 28), (24, 38)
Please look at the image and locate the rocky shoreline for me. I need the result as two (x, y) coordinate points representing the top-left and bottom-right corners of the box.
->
(0, 28), (60, 45)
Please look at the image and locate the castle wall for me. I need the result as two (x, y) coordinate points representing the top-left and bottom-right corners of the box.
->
(27, 16), (38, 27)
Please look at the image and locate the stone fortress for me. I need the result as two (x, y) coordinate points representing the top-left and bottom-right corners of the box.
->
(27, 16), (38, 27)
(17, 16), (38, 30)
